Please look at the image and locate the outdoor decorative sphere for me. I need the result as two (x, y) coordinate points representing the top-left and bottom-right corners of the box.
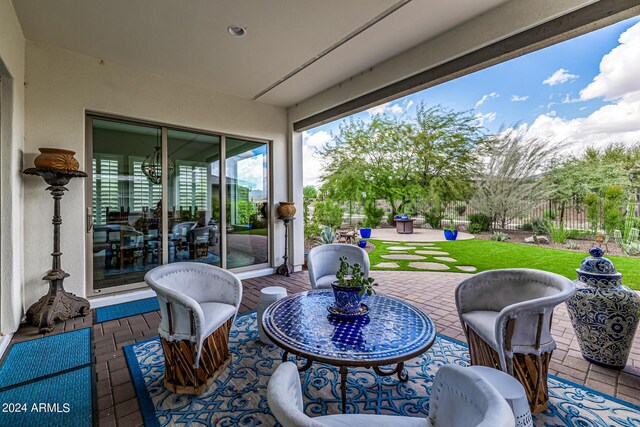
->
(565, 247), (640, 369)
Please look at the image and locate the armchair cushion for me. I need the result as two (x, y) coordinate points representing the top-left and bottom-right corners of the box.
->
(318, 415), (429, 427)
(201, 302), (237, 339)
(461, 311), (500, 351)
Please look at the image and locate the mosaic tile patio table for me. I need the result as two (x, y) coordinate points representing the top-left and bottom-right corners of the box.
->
(262, 290), (436, 413)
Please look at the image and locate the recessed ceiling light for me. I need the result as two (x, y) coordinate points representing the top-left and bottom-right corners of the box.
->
(227, 25), (247, 37)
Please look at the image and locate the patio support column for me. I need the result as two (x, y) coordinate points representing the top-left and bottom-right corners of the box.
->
(288, 127), (304, 272)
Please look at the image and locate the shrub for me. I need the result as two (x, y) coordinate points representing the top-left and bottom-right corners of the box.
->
(467, 223), (484, 234)
(566, 242), (580, 250)
(362, 203), (384, 228)
(455, 204), (467, 216)
(304, 220), (321, 242)
(424, 208), (444, 229)
(584, 193), (600, 231)
(543, 209), (557, 221)
(566, 229), (595, 240)
(491, 231), (509, 241)
(519, 222), (533, 231)
(387, 212), (396, 225)
(530, 217), (548, 234)
(547, 221), (568, 244)
(467, 213), (491, 232)
(602, 185), (625, 235)
(313, 199), (344, 229)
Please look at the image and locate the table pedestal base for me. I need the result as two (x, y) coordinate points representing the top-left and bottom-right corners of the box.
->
(26, 274), (90, 333)
(281, 351), (408, 414)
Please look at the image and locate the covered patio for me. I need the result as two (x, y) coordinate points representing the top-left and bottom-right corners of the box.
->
(1, 0), (640, 426)
(7, 271), (640, 425)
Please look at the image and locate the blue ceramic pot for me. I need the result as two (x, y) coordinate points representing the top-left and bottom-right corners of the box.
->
(331, 282), (363, 314)
(565, 247), (640, 369)
(444, 230), (458, 241)
(358, 240), (367, 248)
(360, 228), (372, 238)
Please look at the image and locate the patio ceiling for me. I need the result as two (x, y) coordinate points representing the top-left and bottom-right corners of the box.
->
(12, 0), (510, 107)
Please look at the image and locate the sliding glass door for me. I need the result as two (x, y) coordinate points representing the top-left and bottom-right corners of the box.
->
(226, 138), (269, 268)
(88, 116), (269, 294)
(167, 129), (222, 266)
(91, 119), (163, 290)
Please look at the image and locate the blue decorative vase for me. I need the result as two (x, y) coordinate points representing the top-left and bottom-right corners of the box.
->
(358, 240), (367, 248)
(331, 282), (364, 314)
(565, 247), (640, 369)
(444, 230), (458, 241)
(359, 228), (372, 238)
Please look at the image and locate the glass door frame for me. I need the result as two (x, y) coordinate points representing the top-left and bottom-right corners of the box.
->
(85, 112), (273, 296)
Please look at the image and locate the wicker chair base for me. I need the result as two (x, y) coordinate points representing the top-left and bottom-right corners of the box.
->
(467, 327), (551, 413)
(161, 318), (232, 395)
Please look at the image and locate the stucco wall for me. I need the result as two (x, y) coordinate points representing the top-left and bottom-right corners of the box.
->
(23, 41), (287, 306)
(0, 0), (25, 335)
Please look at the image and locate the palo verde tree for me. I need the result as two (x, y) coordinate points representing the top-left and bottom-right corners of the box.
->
(319, 103), (483, 219)
(471, 129), (558, 229)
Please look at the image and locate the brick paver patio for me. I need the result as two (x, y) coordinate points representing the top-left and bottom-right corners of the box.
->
(9, 271), (640, 426)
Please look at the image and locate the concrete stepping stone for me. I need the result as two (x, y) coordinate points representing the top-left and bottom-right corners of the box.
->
(381, 254), (426, 260)
(415, 250), (449, 255)
(456, 265), (477, 272)
(382, 241), (397, 244)
(388, 246), (413, 251)
(408, 262), (450, 270)
(422, 244), (436, 247)
(434, 256), (457, 263)
(375, 262), (400, 268)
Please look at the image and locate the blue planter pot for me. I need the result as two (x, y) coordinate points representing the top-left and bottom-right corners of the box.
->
(331, 282), (364, 314)
(359, 228), (372, 238)
(444, 230), (458, 241)
(358, 240), (367, 248)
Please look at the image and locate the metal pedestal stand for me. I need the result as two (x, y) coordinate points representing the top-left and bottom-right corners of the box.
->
(23, 167), (90, 332)
(275, 216), (294, 277)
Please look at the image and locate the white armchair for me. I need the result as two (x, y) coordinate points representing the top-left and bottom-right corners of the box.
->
(455, 268), (575, 412)
(144, 262), (242, 394)
(267, 362), (514, 427)
(307, 244), (369, 290)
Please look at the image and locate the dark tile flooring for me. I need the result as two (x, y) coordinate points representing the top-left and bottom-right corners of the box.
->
(9, 271), (640, 426)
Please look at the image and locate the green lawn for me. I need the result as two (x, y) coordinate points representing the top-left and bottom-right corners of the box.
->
(368, 239), (640, 290)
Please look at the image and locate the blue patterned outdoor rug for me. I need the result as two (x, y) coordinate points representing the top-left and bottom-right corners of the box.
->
(95, 297), (160, 323)
(125, 312), (640, 427)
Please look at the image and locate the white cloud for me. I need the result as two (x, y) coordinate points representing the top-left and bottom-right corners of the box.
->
(303, 130), (332, 186)
(525, 22), (640, 150)
(525, 91), (640, 149)
(511, 95), (529, 102)
(474, 112), (497, 127)
(405, 100), (414, 111)
(580, 22), (640, 101)
(475, 92), (499, 108)
(389, 104), (404, 115)
(561, 94), (581, 104)
(542, 68), (579, 86)
(366, 102), (403, 117)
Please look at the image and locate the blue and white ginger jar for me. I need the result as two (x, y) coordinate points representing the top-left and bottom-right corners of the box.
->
(565, 247), (640, 369)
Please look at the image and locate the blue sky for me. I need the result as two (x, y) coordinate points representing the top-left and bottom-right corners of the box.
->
(303, 16), (640, 186)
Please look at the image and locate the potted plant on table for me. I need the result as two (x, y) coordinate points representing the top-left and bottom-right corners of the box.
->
(444, 216), (458, 241)
(331, 257), (376, 315)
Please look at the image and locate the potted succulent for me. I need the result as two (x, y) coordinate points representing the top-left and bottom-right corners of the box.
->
(331, 257), (376, 315)
(444, 216), (458, 241)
